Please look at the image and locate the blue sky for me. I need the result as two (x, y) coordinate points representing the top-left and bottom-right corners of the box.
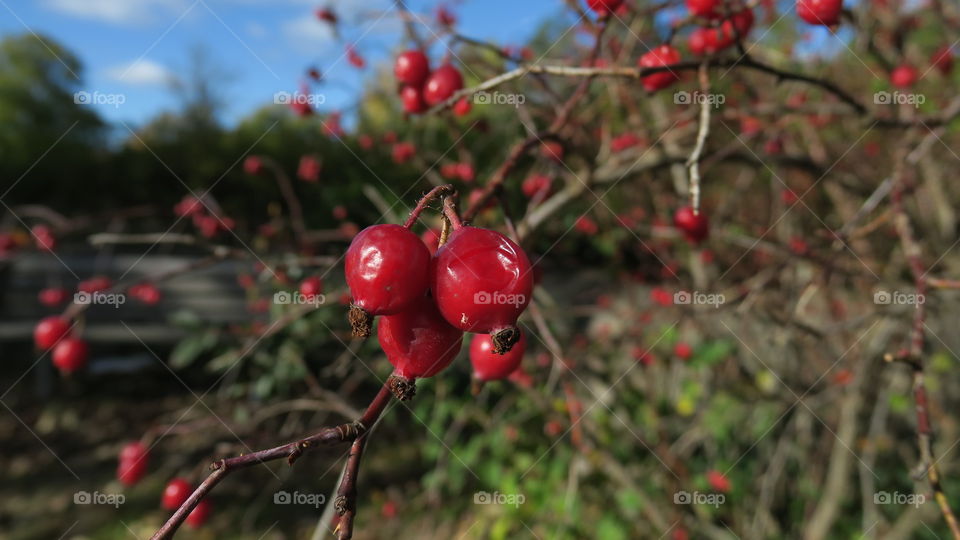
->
(0, 0), (560, 126)
(0, 0), (851, 128)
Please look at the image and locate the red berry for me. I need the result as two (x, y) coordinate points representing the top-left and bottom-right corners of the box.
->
(34, 316), (71, 350)
(706, 9), (755, 51)
(436, 6), (456, 26)
(38, 287), (70, 307)
(431, 226), (533, 353)
(470, 331), (527, 380)
(453, 97), (472, 116)
(687, 0), (720, 18)
(522, 174), (553, 199)
(932, 45), (954, 75)
(377, 295), (463, 379)
(890, 64), (918, 89)
(392, 142), (416, 164)
(394, 50), (430, 86)
(674, 342), (693, 360)
(456, 162), (475, 183)
(400, 85), (427, 114)
(299, 276), (323, 297)
(347, 46), (365, 69)
(52, 337), (88, 372)
(162, 478), (192, 510)
(673, 206), (709, 244)
(297, 155), (321, 182)
(639, 45), (682, 92)
(117, 441), (149, 486)
(688, 27), (711, 55)
(243, 156), (263, 175)
(32, 224), (56, 251)
(575, 216), (599, 235)
(346, 225), (431, 336)
(316, 8), (337, 24)
(423, 64), (464, 106)
(130, 283), (161, 305)
(706, 470), (731, 492)
(796, 0), (843, 26)
(333, 205), (348, 220)
(586, 0), (625, 15)
(186, 499), (211, 528)
(541, 140), (564, 162)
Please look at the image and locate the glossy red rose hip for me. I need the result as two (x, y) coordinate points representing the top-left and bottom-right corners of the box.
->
(52, 337), (89, 373)
(186, 499), (212, 528)
(117, 441), (149, 486)
(423, 64), (464, 106)
(431, 226), (533, 353)
(162, 478), (192, 510)
(378, 295), (463, 380)
(586, 0), (625, 15)
(470, 331), (527, 381)
(394, 50), (430, 86)
(345, 224), (431, 336)
(34, 316), (71, 350)
(796, 0), (843, 26)
(673, 206), (710, 244)
(639, 45), (682, 92)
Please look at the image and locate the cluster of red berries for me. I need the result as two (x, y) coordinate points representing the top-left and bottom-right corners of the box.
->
(686, 0), (755, 56)
(116, 441), (211, 527)
(345, 212), (534, 396)
(173, 195), (235, 239)
(394, 50), (467, 115)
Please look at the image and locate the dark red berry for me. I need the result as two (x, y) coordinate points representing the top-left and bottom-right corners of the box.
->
(32, 224), (56, 251)
(431, 226), (533, 353)
(34, 316), (71, 350)
(300, 276), (323, 297)
(243, 156), (263, 175)
(52, 337), (88, 372)
(400, 85), (427, 114)
(673, 206), (710, 244)
(423, 64), (464, 106)
(586, 0), (625, 15)
(130, 283), (161, 305)
(639, 45), (682, 92)
(796, 0), (843, 26)
(932, 45), (954, 75)
(453, 97), (472, 116)
(162, 478), (192, 510)
(186, 499), (212, 528)
(470, 331), (527, 380)
(687, 0), (720, 18)
(394, 50), (430, 86)
(117, 441), (149, 486)
(378, 295), (463, 387)
(346, 224), (431, 337)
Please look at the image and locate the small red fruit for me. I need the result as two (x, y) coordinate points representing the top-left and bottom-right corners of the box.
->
(378, 295), (463, 395)
(796, 0), (843, 26)
(117, 441), (149, 486)
(639, 45), (682, 92)
(400, 85), (427, 114)
(52, 337), (89, 372)
(673, 206), (710, 244)
(522, 174), (553, 199)
(34, 316), (71, 350)
(299, 276), (323, 297)
(890, 64), (918, 89)
(32, 224), (56, 251)
(391, 142), (416, 164)
(470, 331), (527, 380)
(162, 478), (192, 510)
(706, 470), (731, 492)
(186, 499), (211, 528)
(586, 0), (625, 16)
(38, 287), (70, 307)
(674, 342), (693, 360)
(346, 224), (431, 337)
(932, 45), (954, 75)
(243, 156), (263, 175)
(431, 226), (533, 353)
(423, 64), (464, 106)
(541, 140), (564, 162)
(687, 0), (720, 18)
(316, 7), (337, 24)
(394, 50), (430, 86)
(297, 156), (321, 183)
(688, 27), (711, 55)
(453, 97), (472, 116)
(130, 283), (161, 305)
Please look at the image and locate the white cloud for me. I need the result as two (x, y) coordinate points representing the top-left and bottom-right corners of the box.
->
(106, 59), (173, 86)
(45, 0), (188, 25)
(282, 14), (337, 49)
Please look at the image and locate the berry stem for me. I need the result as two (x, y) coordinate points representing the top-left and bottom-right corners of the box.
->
(403, 184), (455, 229)
(441, 193), (463, 229)
(334, 433), (368, 540)
(150, 382), (393, 540)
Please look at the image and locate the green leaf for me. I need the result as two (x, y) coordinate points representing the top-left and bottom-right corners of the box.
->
(169, 330), (219, 369)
